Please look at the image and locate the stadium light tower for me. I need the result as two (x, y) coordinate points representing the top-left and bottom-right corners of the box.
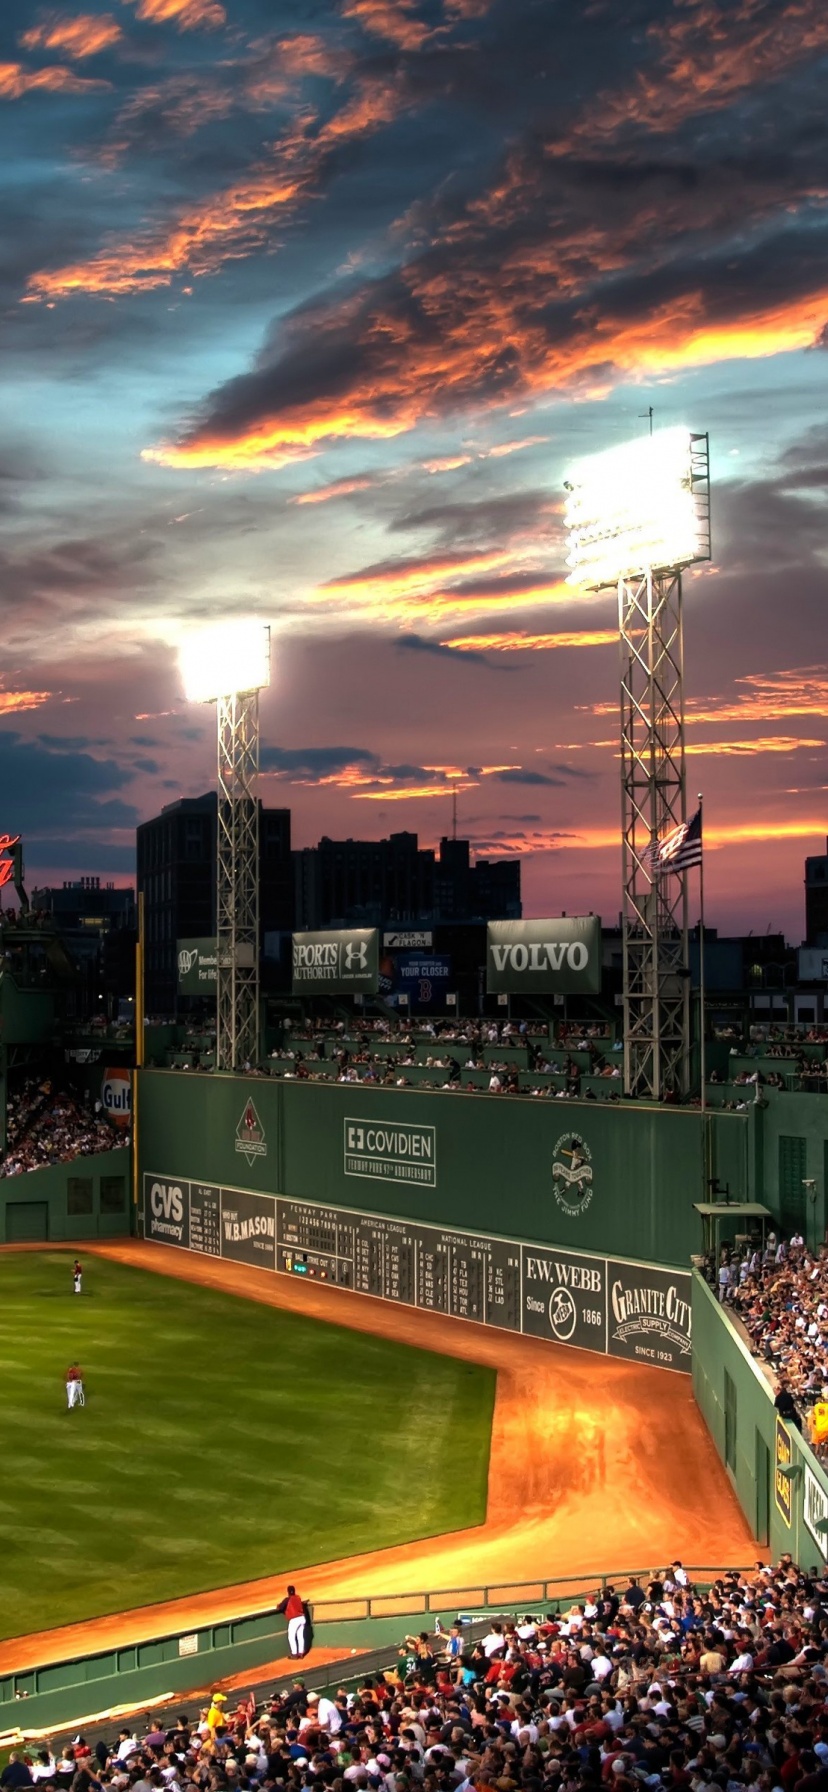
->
(179, 619), (271, 1073)
(564, 427), (711, 1101)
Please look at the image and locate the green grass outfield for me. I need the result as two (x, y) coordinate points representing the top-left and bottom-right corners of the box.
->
(0, 1252), (495, 1642)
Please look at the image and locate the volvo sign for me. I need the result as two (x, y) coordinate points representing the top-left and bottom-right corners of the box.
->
(486, 917), (602, 995)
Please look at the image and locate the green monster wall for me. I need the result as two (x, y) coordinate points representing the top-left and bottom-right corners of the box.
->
(692, 1271), (828, 1561)
(137, 1070), (749, 1266)
(0, 1148), (131, 1243)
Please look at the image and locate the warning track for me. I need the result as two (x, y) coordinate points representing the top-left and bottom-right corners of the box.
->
(0, 1239), (753, 1675)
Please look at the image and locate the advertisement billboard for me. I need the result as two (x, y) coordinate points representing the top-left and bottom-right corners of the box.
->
(521, 1245), (607, 1352)
(775, 1417), (793, 1526)
(101, 1066), (131, 1129)
(606, 1260), (692, 1372)
(177, 938), (217, 994)
(486, 916), (602, 995)
(292, 928), (379, 995)
(379, 949), (452, 1011)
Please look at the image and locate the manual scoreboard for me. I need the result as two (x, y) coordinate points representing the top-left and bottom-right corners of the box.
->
(142, 1172), (693, 1372)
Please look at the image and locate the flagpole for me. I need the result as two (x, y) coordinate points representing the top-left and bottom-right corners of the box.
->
(698, 791), (706, 1112)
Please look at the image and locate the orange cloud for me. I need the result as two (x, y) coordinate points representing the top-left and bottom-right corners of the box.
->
(465, 818), (828, 857)
(687, 668), (828, 724)
(29, 161), (306, 297)
(341, 0), (432, 51)
(485, 435), (549, 458)
(144, 260), (828, 468)
(353, 784), (462, 800)
(555, 0), (828, 148)
(322, 548), (518, 603)
(292, 475), (379, 506)
(123, 0), (226, 30)
(0, 691), (51, 715)
(586, 668), (828, 726)
(421, 454), (473, 473)
(0, 59), (110, 97)
(20, 14), (122, 57)
(684, 735), (826, 756)
(29, 72), (402, 299)
(306, 554), (580, 628)
(443, 629), (616, 651)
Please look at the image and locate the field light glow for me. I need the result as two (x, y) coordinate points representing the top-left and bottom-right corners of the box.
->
(564, 426), (709, 589)
(179, 620), (271, 703)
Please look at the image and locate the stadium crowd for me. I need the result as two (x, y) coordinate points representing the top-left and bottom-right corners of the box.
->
(728, 1237), (828, 1453)
(11, 1558), (828, 1792)
(0, 1078), (127, 1178)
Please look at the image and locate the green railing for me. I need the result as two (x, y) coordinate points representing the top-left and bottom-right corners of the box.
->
(305, 1564), (751, 1623)
(0, 1564), (752, 1737)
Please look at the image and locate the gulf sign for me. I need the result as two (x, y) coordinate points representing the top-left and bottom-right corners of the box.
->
(102, 1067), (131, 1127)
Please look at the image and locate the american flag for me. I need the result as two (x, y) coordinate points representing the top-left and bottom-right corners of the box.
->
(647, 805), (703, 876)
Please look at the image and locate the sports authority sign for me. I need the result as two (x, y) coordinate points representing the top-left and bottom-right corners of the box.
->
(292, 928), (379, 995)
(486, 917), (602, 995)
(344, 1118), (437, 1187)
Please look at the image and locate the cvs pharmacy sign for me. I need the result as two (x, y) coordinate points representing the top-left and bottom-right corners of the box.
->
(145, 1176), (189, 1244)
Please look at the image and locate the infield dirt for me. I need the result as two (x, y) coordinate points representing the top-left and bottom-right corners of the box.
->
(0, 1238), (754, 1675)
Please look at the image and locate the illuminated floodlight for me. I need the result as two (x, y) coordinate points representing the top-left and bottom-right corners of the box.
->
(563, 426), (710, 589)
(179, 620), (271, 704)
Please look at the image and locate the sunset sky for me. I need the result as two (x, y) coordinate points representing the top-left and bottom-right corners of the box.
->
(3, 0), (828, 937)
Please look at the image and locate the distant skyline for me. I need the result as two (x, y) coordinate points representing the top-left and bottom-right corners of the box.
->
(2, 0), (828, 941)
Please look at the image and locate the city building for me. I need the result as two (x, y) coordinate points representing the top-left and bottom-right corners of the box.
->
(28, 876), (136, 1012)
(292, 831), (521, 929)
(805, 838), (828, 945)
(137, 794), (292, 1014)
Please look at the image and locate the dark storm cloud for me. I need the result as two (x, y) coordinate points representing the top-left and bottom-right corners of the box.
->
(37, 734), (114, 750)
(25, 839), (136, 873)
(157, 179), (828, 469)
(0, 730), (138, 838)
(390, 489), (551, 545)
(395, 632), (509, 667)
(494, 768), (564, 787)
(260, 743), (379, 776)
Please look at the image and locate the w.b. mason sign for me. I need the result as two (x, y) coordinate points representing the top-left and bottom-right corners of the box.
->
(486, 917), (602, 995)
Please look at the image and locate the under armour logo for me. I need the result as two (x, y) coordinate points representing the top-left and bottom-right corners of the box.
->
(345, 940), (368, 970)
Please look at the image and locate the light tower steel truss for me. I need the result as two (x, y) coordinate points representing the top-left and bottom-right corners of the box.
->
(564, 427), (710, 1105)
(619, 568), (688, 1101)
(216, 691), (260, 1072)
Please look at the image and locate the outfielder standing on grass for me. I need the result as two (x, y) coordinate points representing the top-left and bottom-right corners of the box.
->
(73, 1259), (82, 1295)
(66, 1363), (85, 1410)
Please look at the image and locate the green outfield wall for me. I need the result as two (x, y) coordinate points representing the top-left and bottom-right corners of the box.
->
(133, 1070), (757, 1373)
(137, 1070), (749, 1265)
(0, 1150), (131, 1244)
(692, 1271), (828, 1558)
